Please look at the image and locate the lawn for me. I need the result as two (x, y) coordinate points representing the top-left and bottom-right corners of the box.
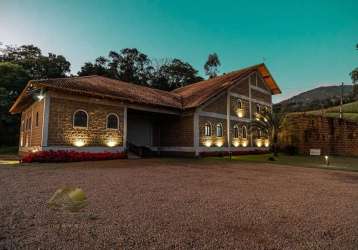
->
(219, 153), (358, 172)
(1, 158), (358, 249)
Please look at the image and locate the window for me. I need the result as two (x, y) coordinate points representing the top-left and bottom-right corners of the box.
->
(73, 110), (88, 128)
(233, 125), (239, 138)
(204, 122), (212, 136)
(107, 113), (119, 129)
(258, 129), (262, 137)
(35, 112), (39, 127)
(216, 123), (223, 137)
(28, 117), (31, 130)
(242, 126), (247, 139)
(256, 104), (261, 113)
(237, 99), (242, 109)
(21, 120), (24, 132)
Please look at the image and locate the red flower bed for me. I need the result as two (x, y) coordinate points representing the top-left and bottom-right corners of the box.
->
(21, 150), (127, 163)
(200, 149), (269, 157)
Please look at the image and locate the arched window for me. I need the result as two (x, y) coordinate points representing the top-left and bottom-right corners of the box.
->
(107, 113), (119, 129)
(204, 122), (212, 136)
(242, 126), (247, 139)
(35, 112), (39, 127)
(73, 110), (88, 128)
(256, 104), (261, 113)
(233, 125), (239, 138)
(257, 129), (262, 137)
(237, 99), (242, 109)
(216, 123), (223, 137)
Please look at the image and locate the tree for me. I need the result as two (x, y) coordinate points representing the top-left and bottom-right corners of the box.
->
(204, 53), (221, 78)
(0, 62), (29, 146)
(152, 58), (203, 90)
(250, 109), (285, 156)
(350, 43), (358, 97)
(0, 44), (70, 79)
(78, 56), (111, 77)
(108, 48), (153, 86)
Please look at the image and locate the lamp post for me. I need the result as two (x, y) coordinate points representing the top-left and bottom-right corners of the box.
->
(324, 155), (329, 166)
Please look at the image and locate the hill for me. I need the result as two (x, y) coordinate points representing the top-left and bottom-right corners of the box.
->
(274, 85), (354, 113)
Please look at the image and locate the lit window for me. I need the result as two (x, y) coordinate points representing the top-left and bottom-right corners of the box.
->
(237, 99), (242, 109)
(73, 110), (88, 128)
(216, 123), (223, 137)
(233, 125), (239, 138)
(256, 104), (261, 113)
(107, 113), (119, 130)
(242, 126), (247, 139)
(204, 122), (212, 136)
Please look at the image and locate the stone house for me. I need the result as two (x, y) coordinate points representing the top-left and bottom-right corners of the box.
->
(10, 63), (281, 157)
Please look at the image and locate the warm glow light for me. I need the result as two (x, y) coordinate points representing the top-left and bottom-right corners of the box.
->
(215, 139), (224, 147)
(106, 140), (117, 147)
(32, 149), (39, 153)
(37, 94), (44, 101)
(232, 139), (240, 147)
(73, 139), (85, 147)
(241, 139), (248, 147)
(264, 139), (270, 147)
(236, 108), (244, 118)
(204, 139), (212, 147)
(256, 139), (262, 147)
(325, 155), (328, 160)
(255, 113), (260, 121)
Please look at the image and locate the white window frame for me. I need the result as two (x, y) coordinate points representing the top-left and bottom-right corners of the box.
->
(106, 113), (120, 130)
(204, 122), (212, 137)
(233, 124), (239, 138)
(242, 125), (247, 139)
(216, 123), (223, 137)
(73, 109), (89, 129)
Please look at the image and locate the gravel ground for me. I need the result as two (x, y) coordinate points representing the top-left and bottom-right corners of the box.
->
(0, 158), (358, 249)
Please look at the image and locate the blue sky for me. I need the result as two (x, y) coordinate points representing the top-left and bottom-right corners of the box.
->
(0, 0), (357, 102)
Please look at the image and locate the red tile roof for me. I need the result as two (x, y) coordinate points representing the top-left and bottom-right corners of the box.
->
(10, 64), (281, 113)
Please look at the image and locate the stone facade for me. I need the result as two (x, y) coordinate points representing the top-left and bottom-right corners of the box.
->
(279, 114), (358, 156)
(48, 92), (124, 147)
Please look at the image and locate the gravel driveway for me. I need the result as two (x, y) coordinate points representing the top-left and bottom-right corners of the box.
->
(1, 158), (358, 249)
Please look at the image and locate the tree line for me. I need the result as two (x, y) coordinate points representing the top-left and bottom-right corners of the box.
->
(0, 43), (221, 146)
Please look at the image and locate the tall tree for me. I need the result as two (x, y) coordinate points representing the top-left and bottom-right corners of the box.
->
(350, 43), (358, 97)
(204, 53), (221, 78)
(78, 56), (111, 77)
(0, 62), (29, 145)
(108, 48), (153, 86)
(152, 58), (203, 90)
(0, 44), (70, 79)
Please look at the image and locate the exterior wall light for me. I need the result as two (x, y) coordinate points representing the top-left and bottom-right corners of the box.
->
(37, 94), (44, 101)
(236, 108), (244, 118)
(255, 113), (260, 121)
(264, 139), (270, 147)
(255, 139), (263, 147)
(106, 139), (117, 147)
(232, 139), (240, 147)
(324, 155), (329, 165)
(215, 139), (224, 147)
(204, 139), (212, 147)
(73, 139), (86, 147)
(241, 139), (248, 147)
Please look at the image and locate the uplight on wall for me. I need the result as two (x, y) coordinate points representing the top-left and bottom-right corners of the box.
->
(255, 113), (260, 121)
(106, 139), (117, 147)
(264, 139), (270, 148)
(204, 139), (213, 147)
(236, 108), (244, 118)
(73, 139), (86, 147)
(215, 139), (224, 147)
(232, 139), (240, 147)
(255, 139), (263, 147)
(241, 139), (248, 147)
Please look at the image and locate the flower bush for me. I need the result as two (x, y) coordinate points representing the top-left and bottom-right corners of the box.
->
(21, 150), (127, 163)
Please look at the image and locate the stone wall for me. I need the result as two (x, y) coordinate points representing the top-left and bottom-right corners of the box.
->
(279, 114), (358, 156)
(48, 93), (124, 147)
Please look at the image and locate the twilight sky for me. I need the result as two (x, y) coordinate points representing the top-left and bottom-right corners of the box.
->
(0, 0), (357, 103)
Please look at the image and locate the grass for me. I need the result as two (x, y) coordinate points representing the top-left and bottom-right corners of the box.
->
(306, 100), (358, 122)
(215, 153), (358, 172)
